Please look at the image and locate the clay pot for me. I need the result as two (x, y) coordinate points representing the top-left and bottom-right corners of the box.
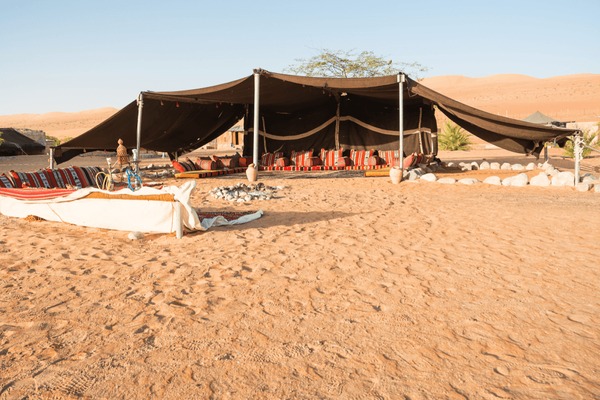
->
(389, 166), (402, 184)
(246, 163), (258, 182)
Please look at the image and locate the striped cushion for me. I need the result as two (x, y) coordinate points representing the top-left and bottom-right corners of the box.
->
(32, 171), (52, 188)
(350, 149), (374, 166)
(196, 159), (217, 170)
(64, 167), (84, 188)
(81, 166), (102, 187)
(52, 170), (67, 188)
(290, 149), (313, 167)
(320, 148), (344, 167)
(378, 150), (401, 166)
(42, 169), (59, 188)
(10, 171), (48, 188)
(275, 157), (290, 167)
(0, 174), (14, 188)
(56, 168), (77, 188)
(260, 152), (283, 167)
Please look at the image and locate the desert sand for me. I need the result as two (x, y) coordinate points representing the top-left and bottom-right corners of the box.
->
(0, 165), (599, 399)
(1, 74), (599, 398)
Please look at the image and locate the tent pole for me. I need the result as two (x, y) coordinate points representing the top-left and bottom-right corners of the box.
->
(135, 92), (144, 174)
(49, 147), (55, 169)
(398, 73), (405, 177)
(574, 131), (582, 184)
(253, 69), (261, 167)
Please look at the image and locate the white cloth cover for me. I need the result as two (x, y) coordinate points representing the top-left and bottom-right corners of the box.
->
(0, 181), (262, 234)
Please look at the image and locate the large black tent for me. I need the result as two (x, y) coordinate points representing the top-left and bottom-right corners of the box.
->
(0, 128), (46, 156)
(54, 70), (577, 164)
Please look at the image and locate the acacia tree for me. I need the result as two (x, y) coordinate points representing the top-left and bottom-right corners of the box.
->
(285, 49), (428, 79)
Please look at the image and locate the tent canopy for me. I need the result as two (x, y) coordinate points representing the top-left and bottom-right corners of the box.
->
(54, 70), (578, 164)
(0, 128), (46, 156)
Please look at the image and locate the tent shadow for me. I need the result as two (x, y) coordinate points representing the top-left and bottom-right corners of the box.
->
(188, 210), (359, 234)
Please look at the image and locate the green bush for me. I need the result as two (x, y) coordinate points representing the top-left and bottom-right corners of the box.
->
(438, 122), (471, 151)
(563, 128), (598, 159)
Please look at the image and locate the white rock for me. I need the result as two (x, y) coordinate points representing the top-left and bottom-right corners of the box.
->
(542, 161), (552, 170)
(551, 171), (575, 187)
(490, 162), (501, 170)
(483, 176), (502, 185)
(526, 162), (536, 171)
(511, 163), (525, 171)
(446, 162), (456, 168)
(595, 184), (600, 193)
(470, 161), (479, 170)
(502, 177), (514, 186)
(480, 161), (490, 170)
(530, 172), (551, 187)
(458, 178), (478, 185)
(437, 177), (456, 184)
(576, 183), (591, 192)
(420, 173), (437, 182)
(461, 165), (472, 171)
(128, 231), (144, 240)
(408, 170), (420, 181)
(582, 174), (598, 184)
(501, 162), (512, 170)
(545, 165), (556, 174)
(510, 173), (529, 187)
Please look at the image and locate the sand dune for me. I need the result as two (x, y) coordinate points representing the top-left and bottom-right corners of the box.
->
(421, 73), (600, 122)
(0, 108), (118, 140)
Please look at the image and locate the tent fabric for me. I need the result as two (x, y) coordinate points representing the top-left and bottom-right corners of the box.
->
(407, 80), (574, 156)
(0, 128), (46, 156)
(54, 70), (579, 164)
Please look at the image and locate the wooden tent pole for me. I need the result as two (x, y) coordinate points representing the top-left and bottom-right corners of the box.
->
(253, 69), (261, 167)
(398, 73), (405, 178)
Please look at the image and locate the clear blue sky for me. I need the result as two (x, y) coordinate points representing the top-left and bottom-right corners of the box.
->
(2, 0), (599, 114)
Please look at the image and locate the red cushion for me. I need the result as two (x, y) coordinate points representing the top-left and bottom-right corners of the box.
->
(9, 171), (26, 188)
(320, 148), (344, 167)
(197, 159), (217, 170)
(276, 157), (290, 167)
(172, 160), (186, 173)
(238, 157), (251, 168)
(336, 157), (352, 167)
(350, 149), (374, 166)
(290, 149), (313, 167)
(70, 166), (91, 188)
(304, 156), (322, 167)
(43, 169), (59, 188)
